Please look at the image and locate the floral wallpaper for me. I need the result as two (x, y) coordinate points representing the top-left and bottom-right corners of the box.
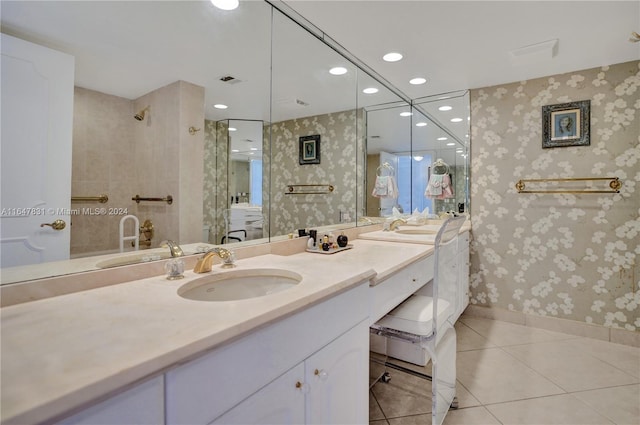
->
(268, 109), (365, 236)
(469, 60), (639, 331)
(203, 119), (228, 244)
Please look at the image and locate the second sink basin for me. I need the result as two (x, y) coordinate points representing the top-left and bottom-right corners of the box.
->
(395, 228), (438, 235)
(178, 268), (302, 302)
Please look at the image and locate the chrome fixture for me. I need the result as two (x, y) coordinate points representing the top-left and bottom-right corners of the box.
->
(193, 247), (236, 273)
(134, 106), (150, 121)
(160, 240), (184, 258)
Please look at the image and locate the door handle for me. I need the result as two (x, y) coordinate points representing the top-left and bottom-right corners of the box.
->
(40, 219), (66, 231)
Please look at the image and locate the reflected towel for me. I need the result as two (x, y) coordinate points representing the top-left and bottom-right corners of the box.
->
(372, 175), (399, 199)
(426, 174), (454, 199)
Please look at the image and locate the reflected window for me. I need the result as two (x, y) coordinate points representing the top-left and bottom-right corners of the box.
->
(250, 159), (262, 206)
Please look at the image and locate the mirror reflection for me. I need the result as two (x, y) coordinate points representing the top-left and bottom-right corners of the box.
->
(0, 0), (470, 286)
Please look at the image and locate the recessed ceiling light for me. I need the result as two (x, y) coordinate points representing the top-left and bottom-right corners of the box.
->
(451, 117), (463, 122)
(383, 52), (403, 62)
(228, 127), (237, 131)
(363, 87), (379, 94)
(437, 137), (448, 141)
(231, 149), (239, 153)
(413, 156), (424, 161)
(415, 122), (427, 127)
(329, 67), (348, 75)
(210, 0), (239, 10)
(447, 142), (455, 146)
(250, 148), (258, 151)
(409, 77), (427, 85)
(400, 111), (413, 117)
(438, 106), (452, 111)
(214, 104), (228, 109)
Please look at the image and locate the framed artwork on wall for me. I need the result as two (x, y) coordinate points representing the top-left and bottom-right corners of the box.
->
(542, 100), (590, 148)
(299, 134), (321, 164)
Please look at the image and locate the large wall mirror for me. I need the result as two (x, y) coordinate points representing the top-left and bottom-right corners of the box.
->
(0, 1), (469, 286)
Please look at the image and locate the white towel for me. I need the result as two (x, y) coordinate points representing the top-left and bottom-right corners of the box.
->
(426, 174), (444, 197)
(372, 175), (399, 199)
(372, 176), (389, 197)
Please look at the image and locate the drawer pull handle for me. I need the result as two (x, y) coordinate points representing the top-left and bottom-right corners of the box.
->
(295, 381), (310, 393)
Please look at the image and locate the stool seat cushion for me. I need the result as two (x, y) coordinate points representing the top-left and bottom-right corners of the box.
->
(375, 295), (452, 336)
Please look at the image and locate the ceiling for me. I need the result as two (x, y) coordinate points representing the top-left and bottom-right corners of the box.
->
(283, 0), (640, 99)
(1, 1), (638, 157)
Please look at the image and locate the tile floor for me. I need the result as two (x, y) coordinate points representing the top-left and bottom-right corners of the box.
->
(369, 316), (640, 425)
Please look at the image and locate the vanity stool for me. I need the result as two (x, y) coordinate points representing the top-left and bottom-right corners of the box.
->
(370, 215), (466, 425)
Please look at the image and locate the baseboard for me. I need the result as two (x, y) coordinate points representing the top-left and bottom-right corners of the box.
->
(462, 304), (639, 348)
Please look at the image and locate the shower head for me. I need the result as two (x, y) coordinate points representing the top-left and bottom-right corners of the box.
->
(134, 106), (150, 121)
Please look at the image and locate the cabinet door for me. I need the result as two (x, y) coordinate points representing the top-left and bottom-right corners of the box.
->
(305, 320), (369, 425)
(211, 363), (305, 425)
(56, 376), (164, 425)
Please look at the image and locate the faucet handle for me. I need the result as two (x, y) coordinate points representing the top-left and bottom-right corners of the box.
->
(220, 248), (236, 269)
(160, 240), (184, 257)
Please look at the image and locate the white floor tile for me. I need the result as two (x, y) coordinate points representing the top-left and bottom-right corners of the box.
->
(503, 340), (639, 392)
(572, 384), (640, 425)
(457, 347), (565, 404)
(486, 393), (615, 424)
(459, 316), (576, 347)
(565, 338), (640, 378)
(371, 370), (431, 418)
(443, 406), (501, 425)
(455, 322), (496, 351)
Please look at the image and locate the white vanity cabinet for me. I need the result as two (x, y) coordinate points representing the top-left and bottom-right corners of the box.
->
(457, 230), (470, 320)
(213, 321), (368, 425)
(56, 376), (164, 425)
(165, 283), (370, 425)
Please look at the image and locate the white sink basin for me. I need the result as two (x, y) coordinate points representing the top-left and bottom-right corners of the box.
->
(95, 252), (173, 268)
(178, 268), (302, 302)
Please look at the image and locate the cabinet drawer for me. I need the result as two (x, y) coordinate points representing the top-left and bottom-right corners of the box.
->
(369, 255), (434, 324)
(166, 283), (368, 425)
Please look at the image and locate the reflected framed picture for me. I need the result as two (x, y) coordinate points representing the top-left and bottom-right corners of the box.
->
(542, 100), (590, 148)
(299, 134), (321, 165)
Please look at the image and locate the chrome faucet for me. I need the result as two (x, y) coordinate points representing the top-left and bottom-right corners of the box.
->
(385, 218), (407, 231)
(193, 247), (236, 273)
(160, 240), (184, 258)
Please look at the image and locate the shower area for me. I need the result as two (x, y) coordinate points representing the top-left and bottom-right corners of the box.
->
(70, 81), (205, 257)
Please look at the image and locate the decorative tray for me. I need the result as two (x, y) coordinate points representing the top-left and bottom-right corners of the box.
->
(306, 244), (353, 254)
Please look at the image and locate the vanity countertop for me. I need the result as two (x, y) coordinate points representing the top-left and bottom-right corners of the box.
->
(0, 238), (432, 425)
(358, 221), (471, 245)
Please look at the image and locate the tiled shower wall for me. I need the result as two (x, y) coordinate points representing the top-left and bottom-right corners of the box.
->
(71, 81), (204, 255)
(469, 60), (639, 330)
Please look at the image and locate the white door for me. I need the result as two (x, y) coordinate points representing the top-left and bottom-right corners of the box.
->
(1, 34), (74, 267)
